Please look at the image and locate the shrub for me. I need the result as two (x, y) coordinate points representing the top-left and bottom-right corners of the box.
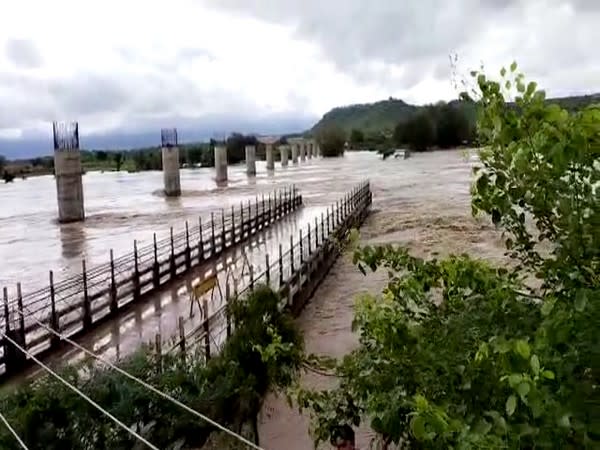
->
(0, 286), (302, 449)
(297, 64), (599, 448)
(317, 126), (346, 157)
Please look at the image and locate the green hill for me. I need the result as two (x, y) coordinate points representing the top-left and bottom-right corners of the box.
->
(312, 98), (417, 135)
(311, 94), (600, 136)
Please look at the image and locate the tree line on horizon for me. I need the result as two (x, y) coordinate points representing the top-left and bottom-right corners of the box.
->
(341, 100), (476, 154)
(314, 91), (599, 156)
(0, 132), (299, 179)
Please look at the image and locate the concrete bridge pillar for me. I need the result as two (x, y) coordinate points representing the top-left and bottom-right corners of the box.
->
(266, 143), (275, 171)
(300, 140), (306, 162)
(307, 141), (313, 159)
(291, 143), (299, 164)
(53, 121), (84, 223)
(161, 129), (181, 196)
(280, 145), (289, 167)
(214, 145), (228, 182)
(245, 145), (256, 176)
(161, 147), (181, 196)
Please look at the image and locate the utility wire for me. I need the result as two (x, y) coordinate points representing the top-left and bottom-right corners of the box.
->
(11, 305), (265, 450)
(0, 410), (28, 449)
(3, 185), (306, 448)
(0, 331), (159, 450)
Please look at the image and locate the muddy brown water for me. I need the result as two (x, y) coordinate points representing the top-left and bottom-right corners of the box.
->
(1, 150), (505, 448)
(255, 151), (509, 450)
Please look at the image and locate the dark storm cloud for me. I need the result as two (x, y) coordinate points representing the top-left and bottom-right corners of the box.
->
(5, 39), (43, 69)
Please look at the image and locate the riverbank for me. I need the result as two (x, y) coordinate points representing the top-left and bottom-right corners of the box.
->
(258, 151), (507, 449)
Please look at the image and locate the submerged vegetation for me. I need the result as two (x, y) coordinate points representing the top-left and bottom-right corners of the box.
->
(296, 64), (599, 448)
(0, 286), (302, 449)
(316, 124), (347, 157)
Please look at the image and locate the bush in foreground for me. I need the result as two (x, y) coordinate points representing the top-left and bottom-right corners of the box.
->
(297, 64), (599, 448)
(0, 286), (302, 449)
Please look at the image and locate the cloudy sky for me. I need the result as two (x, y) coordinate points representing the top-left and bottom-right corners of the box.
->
(0, 0), (598, 152)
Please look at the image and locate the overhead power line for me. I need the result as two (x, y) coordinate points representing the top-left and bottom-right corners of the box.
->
(0, 331), (160, 450)
(0, 410), (28, 449)
(9, 304), (265, 450)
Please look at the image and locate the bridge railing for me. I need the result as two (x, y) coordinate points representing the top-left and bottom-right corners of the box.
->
(169, 181), (372, 359)
(0, 186), (303, 377)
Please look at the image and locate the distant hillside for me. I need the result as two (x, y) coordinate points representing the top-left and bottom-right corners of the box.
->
(312, 98), (417, 135)
(312, 94), (600, 135)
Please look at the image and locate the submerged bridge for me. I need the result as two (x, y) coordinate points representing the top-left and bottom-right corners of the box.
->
(52, 122), (321, 223)
(0, 180), (372, 381)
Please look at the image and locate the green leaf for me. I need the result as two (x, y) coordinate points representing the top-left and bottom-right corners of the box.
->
(510, 61), (517, 72)
(500, 67), (507, 77)
(575, 289), (587, 312)
(541, 300), (555, 316)
(506, 395), (517, 416)
(542, 370), (555, 380)
(526, 81), (537, 96)
(473, 419), (492, 435)
(530, 355), (540, 375)
(517, 382), (530, 398)
(558, 414), (571, 428)
(515, 340), (531, 359)
(508, 373), (523, 387)
(476, 173), (489, 192)
(411, 416), (427, 440)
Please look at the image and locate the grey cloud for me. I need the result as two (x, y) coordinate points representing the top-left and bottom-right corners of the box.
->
(47, 75), (131, 116)
(205, 0), (599, 97)
(204, 1), (512, 67)
(569, 0), (600, 11)
(0, 65), (313, 140)
(5, 39), (43, 69)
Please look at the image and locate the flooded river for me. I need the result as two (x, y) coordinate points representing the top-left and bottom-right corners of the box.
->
(0, 150), (474, 293)
(1, 150), (493, 389)
(256, 149), (511, 450)
(0, 149), (507, 448)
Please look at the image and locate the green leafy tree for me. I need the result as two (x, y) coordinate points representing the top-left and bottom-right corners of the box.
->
(297, 64), (599, 448)
(435, 103), (471, 148)
(350, 128), (365, 148)
(113, 152), (123, 171)
(95, 150), (108, 161)
(402, 111), (436, 151)
(132, 149), (161, 171)
(317, 125), (346, 157)
(226, 133), (258, 164)
(184, 144), (209, 166)
(392, 121), (406, 147)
